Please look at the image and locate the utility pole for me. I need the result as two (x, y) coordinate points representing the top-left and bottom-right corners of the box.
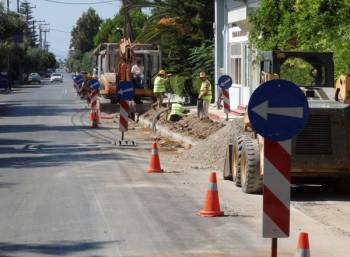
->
(7, 0), (9, 12)
(37, 21), (47, 48)
(42, 25), (50, 51)
(17, 0), (20, 13)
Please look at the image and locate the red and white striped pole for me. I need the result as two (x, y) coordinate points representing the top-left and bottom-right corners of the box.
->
(263, 138), (291, 257)
(119, 100), (129, 139)
(90, 89), (100, 128)
(223, 89), (230, 121)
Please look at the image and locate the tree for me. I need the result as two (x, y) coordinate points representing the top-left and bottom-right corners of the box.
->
(24, 47), (57, 73)
(129, 0), (214, 75)
(19, 0), (37, 46)
(70, 8), (102, 55)
(94, 7), (147, 46)
(249, 0), (350, 77)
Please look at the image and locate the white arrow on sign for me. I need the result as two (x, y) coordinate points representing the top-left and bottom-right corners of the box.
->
(252, 100), (304, 120)
(118, 87), (133, 95)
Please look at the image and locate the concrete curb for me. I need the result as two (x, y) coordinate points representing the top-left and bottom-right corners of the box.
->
(138, 116), (198, 148)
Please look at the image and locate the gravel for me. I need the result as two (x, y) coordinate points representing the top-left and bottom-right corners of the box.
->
(177, 118), (244, 170)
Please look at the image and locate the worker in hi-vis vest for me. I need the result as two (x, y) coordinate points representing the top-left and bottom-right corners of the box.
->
(168, 102), (185, 121)
(153, 69), (169, 109)
(197, 71), (212, 119)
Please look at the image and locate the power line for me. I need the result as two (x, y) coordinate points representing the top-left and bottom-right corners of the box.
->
(51, 28), (70, 34)
(42, 0), (119, 5)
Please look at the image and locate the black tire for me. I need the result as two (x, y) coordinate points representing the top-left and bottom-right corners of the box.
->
(232, 135), (249, 187)
(240, 137), (263, 194)
(223, 144), (233, 180)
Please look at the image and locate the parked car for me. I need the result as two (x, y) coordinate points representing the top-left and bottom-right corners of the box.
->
(28, 73), (41, 84)
(50, 73), (63, 83)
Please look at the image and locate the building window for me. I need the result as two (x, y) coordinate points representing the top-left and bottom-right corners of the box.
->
(230, 58), (241, 84)
(230, 43), (242, 85)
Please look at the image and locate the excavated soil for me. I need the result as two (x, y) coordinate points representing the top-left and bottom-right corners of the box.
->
(176, 119), (244, 170)
(141, 108), (225, 140)
(140, 107), (245, 171)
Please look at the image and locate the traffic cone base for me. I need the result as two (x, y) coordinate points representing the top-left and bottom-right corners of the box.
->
(198, 172), (224, 217)
(147, 143), (163, 173)
(295, 232), (310, 257)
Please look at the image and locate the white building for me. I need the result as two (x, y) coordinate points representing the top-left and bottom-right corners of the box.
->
(215, 0), (260, 111)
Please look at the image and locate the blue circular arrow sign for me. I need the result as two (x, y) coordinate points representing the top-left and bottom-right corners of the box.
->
(248, 79), (309, 141)
(88, 79), (101, 90)
(74, 75), (83, 85)
(218, 75), (233, 90)
(117, 81), (134, 101)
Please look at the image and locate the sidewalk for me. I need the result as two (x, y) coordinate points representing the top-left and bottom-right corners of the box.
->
(187, 104), (244, 122)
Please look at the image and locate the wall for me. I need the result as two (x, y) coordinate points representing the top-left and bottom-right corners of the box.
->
(215, 0), (260, 110)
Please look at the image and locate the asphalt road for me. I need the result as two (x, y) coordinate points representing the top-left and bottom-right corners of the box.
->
(0, 76), (269, 257)
(1, 75), (350, 257)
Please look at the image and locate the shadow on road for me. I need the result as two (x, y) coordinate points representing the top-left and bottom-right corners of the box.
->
(0, 104), (83, 118)
(0, 124), (112, 134)
(0, 240), (120, 256)
(0, 139), (46, 145)
(0, 144), (121, 169)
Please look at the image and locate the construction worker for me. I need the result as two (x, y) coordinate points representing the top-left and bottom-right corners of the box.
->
(153, 69), (169, 109)
(168, 102), (185, 121)
(131, 60), (144, 88)
(198, 71), (212, 119)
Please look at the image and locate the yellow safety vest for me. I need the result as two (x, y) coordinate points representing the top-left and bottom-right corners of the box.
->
(200, 80), (212, 102)
(153, 76), (166, 93)
(169, 103), (184, 117)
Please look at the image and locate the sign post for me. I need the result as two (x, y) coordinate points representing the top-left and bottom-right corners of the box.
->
(218, 75), (232, 121)
(117, 81), (134, 144)
(247, 79), (309, 257)
(88, 79), (101, 128)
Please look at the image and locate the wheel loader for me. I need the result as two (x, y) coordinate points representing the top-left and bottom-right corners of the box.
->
(225, 50), (350, 194)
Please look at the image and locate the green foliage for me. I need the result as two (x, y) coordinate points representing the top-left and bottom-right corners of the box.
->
(24, 47), (57, 73)
(70, 8), (102, 55)
(19, 0), (37, 46)
(67, 51), (94, 74)
(0, 8), (26, 41)
(187, 40), (214, 81)
(249, 0), (350, 78)
(0, 6), (56, 81)
(127, 0), (214, 96)
(168, 76), (202, 97)
(169, 76), (187, 96)
(93, 8), (147, 46)
(279, 58), (314, 86)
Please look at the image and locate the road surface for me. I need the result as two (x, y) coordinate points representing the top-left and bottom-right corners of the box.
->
(0, 75), (349, 257)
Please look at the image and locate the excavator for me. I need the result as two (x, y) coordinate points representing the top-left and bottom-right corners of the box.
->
(224, 50), (350, 194)
(93, 1), (161, 104)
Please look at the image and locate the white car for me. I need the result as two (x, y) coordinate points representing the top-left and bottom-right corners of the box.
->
(50, 73), (63, 83)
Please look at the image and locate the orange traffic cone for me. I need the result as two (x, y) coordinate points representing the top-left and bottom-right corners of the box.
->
(198, 172), (224, 217)
(147, 142), (163, 173)
(295, 232), (310, 257)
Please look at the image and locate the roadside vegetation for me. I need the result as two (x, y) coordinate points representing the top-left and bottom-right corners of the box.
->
(0, 1), (57, 84)
(68, 0), (214, 97)
(250, 0), (350, 82)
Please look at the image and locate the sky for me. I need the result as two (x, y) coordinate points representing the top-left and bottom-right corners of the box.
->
(9, 0), (123, 60)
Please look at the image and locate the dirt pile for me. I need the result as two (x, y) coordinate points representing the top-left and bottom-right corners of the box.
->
(159, 114), (225, 139)
(178, 119), (244, 170)
(141, 107), (244, 171)
(141, 108), (224, 140)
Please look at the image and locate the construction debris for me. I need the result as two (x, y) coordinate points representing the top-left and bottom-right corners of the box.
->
(178, 119), (244, 169)
(141, 108), (225, 140)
